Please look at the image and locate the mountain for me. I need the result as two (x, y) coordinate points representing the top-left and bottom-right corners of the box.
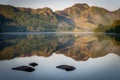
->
(0, 3), (120, 32)
(56, 3), (120, 31)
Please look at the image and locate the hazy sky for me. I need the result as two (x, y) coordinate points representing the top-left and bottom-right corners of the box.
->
(0, 0), (120, 11)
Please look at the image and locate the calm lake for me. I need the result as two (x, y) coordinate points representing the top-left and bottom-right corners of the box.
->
(0, 32), (120, 80)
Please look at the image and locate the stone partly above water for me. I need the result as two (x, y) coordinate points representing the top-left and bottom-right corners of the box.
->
(56, 65), (76, 71)
(12, 66), (35, 72)
(29, 62), (38, 67)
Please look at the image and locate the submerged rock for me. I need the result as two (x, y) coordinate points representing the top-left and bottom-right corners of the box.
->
(29, 62), (38, 67)
(12, 66), (35, 72)
(56, 65), (76, 71)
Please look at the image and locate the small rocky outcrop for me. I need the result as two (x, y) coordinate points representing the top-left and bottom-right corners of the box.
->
(56, 65), (76, 71)
(12, 66), (35, 72)
(29, 62), (38, 67)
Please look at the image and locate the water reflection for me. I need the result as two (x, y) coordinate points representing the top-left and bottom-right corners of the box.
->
(0, 53), (120, 80)
(0, 33), (120, 80)
(0, 33), (120, 61)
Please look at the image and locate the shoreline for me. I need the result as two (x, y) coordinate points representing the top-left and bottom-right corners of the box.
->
(0, 32), (118, 35)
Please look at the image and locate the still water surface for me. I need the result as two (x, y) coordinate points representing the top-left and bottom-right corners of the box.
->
(0, 32), (120, 80)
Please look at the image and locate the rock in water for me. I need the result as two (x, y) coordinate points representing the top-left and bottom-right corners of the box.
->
(56, 65), (75, 71)
(12, 66), (35, 72)
(29, 62), (38, 67)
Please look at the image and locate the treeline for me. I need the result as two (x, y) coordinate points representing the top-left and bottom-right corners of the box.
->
(94, 20), (120, 33)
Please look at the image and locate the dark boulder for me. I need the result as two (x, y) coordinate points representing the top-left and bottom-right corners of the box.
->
(12, 66), (35, 72)
(29, 62), (38, 67)
(56, 65), (76, 71)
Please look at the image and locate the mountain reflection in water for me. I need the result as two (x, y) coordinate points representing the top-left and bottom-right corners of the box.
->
(0, 32), (120, 61)
(0, 32), (120, 80)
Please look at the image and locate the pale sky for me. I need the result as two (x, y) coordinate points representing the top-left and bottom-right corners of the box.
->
(0, 0), (120, 11)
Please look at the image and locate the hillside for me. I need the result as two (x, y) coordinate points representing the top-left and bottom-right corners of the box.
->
(56, 3), (120, 32)
(0, 3), (120, 32)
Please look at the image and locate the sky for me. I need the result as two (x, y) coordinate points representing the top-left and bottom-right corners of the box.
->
(0, 0), (120, 11)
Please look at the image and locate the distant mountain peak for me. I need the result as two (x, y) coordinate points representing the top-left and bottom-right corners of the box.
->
(36, 7), (53, 14)
(73, 3), (89, 8)
(65, 3), (89, 11)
